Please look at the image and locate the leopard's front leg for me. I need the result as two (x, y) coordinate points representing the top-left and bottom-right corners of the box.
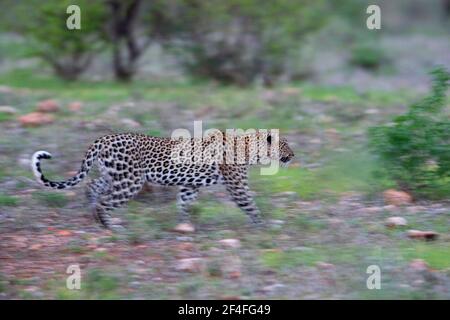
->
(220, 165), (263, 225)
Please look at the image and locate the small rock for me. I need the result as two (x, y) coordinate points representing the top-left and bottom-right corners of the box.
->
(316, 115), (335, 124)
(409, 259), (429, 272)
(0, 86), (13, 93)
(37, 99), (59, 112)
(316, 262), (335, 270)
(120, 118), (141, 128)
(412, 279), (425, 287)
(309, 138), (322, 144)
(278, 234), (291, 240)
(228, 271), (241, 279)
(359, 206), (383, 214)
(407, 230), (439, 241)
(327, 218), (344, 225)
(219, 239), (241, 249)
(29, 244), (43, 250)
(261, 90), (279, 104)
(277, 191), (297, 197)
(24, 286), (43, 297)
(281, 87), (301, 96)
(68, 101), (83, 112)
(109, 217), (123, 225)
(262, 283), (286, 294)
(176, 236), (194, 242)
(176, 258), (205, 273)
(406, 206), (426, 213)
(56, 230), (72, 237)
(63, 191), (77, 199)
(385, 217), (408, 228)
(18, 157), (31, 168)
(0, 106), (18, 114)
(268, 219), (285, 225)
(173, 223), (195, 233)
(12, 235), (28, 243)
(19, 112), (55, 127)
(383, 189), (412, 206)
(365, 108), (379, 115)
(176, 242), (195, 251)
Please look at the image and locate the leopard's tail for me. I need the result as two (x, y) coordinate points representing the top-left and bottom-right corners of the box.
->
(31, 143), (100, 190)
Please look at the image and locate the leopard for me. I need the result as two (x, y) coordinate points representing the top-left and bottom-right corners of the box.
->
(31, 130), (294, 230)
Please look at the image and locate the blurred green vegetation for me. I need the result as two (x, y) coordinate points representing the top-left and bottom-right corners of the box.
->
(350, 43), (389, 70)
(369, 67), (450, 199)
(0, 194), (18, 206)
(32, 191), (69, 208)
(0, 0), (449, 301)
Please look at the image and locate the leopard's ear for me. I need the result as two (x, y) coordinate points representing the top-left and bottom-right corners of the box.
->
(267, 134), (272, 144)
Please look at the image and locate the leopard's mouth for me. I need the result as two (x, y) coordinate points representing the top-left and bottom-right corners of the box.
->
(280, 157), (293, 168)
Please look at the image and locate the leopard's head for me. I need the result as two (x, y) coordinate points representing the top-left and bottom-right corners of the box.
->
(267, 134), (295, 165)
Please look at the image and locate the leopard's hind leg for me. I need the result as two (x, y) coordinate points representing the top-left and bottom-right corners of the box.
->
(86, 154), (145, 231)
(86, 176), (112, 224)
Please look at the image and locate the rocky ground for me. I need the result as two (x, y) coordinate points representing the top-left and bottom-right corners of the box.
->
(0, 77), (449, 299)
(0, 27), (449, 299)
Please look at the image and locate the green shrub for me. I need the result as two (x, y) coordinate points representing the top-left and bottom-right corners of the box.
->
(153, 0), (327, 85)
(10, 0), (107, 80)
(350, 43), (387, 69)
(369, 67), (450, 198)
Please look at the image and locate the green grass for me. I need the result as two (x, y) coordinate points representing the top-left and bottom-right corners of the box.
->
(400, 243), (450, 270)
(313, 150), (394, 195)
(0, 35), (34, 60)
(294, 84), (416, 105)
(83, 268), (122, 299)
(177, 278), (203, 298)
(293, 214), (327, 231)
(261, 248), (325, 269)
(0, 112), (14, 122)
(255, 168), (319, 199)
(255, 148), (394, 200)
(1, 58), (449, 299)
(195, 200), (247, 227)
(0, 194), (18, 206)
(0, 274), (7, 294)
(49, 268), (123, 300)
(32, 191), (69, 208)
(0, 68), (418, 110)
(260, 245), (399, 271)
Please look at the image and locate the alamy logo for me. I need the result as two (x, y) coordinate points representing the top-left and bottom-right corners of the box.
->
(66, 264), (81, 290)
(366, 265), (381, 289)
(366, 5), (381, 30)
(169, 121), (283, 175)
(66, 5), (81, 30)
